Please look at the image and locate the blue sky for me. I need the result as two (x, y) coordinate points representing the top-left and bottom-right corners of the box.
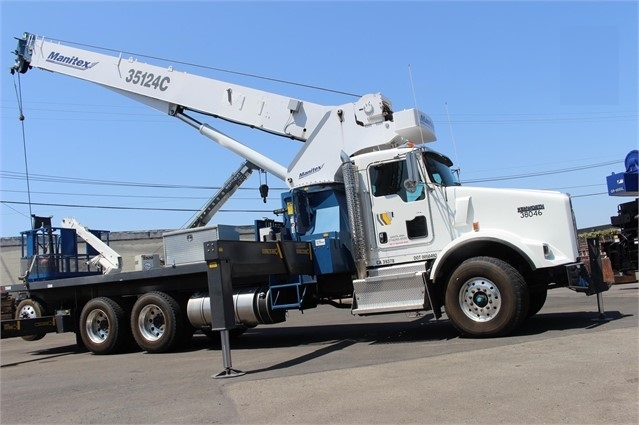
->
(1, 0), (637, 237)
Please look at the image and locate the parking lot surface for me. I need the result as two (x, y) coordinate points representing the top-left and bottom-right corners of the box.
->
(1, 283), (638, 424)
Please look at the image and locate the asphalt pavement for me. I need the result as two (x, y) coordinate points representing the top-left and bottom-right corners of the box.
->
(1, 283), (637, 424)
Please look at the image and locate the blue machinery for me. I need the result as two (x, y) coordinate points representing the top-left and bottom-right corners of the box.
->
(20, 216), (110, 282)
(604, 150), (638, 278)
(606, 150), (639, 197)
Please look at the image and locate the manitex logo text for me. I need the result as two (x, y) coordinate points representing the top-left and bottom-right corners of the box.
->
(46, 52), (97, 70)
(298, 164), (324, 180)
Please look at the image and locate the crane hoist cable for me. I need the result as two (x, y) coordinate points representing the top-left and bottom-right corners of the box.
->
(12, 72), (34, 226)
(54, 38), (362, 98)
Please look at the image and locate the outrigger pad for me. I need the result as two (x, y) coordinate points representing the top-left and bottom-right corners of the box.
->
(213, 368), (246, 379)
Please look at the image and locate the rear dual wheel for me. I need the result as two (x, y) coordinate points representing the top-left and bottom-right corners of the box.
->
(79, 297), (131, 355)
(78, 292), (188, 354)
(130, 291), (185, 353)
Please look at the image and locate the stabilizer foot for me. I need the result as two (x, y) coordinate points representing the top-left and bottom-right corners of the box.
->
(213, 368), (246, 379)
(591, 292), (610, 323)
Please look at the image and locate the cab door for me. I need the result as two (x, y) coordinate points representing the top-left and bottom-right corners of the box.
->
(368, 157), (433, 265)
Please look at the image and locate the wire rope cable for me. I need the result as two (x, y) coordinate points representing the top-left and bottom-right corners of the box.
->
(12, 72), (34, 227)
(51, 37), (361, 98)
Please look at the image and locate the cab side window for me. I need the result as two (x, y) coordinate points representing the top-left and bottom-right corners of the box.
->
(370, 161), (402, 197)
(370, 160), (424, 202)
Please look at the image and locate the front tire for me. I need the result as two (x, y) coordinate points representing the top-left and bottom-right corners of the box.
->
(444, 256), (529, 337)
(527, 286), (548, 317)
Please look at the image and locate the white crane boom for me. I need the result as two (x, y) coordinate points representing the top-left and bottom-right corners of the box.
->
(11, 33), (436, 188)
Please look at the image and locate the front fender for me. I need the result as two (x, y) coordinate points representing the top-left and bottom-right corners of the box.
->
(428, 228), (574, 282)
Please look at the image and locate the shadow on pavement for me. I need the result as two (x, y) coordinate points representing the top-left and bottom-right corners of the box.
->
(1, 343), (87, 368)
(4, 309), (631, 366)
(192, 309), (632, 351)
(516, 310), (631, 336)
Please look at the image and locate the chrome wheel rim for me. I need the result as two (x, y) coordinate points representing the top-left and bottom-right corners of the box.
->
(137, 304), (165, 341)
(85, 309), (109, 343)
(459, 278), (501, 322)
(18, 304), (37, 319)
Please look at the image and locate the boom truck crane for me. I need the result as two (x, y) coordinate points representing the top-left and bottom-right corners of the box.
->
(2, 33), (610, 360)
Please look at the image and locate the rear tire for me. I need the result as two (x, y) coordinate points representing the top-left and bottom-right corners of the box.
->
(79, 297), (130, 355)
(15, 299), (46, 341)
(131, 292), (184, 353)
(444, 256), (529, 337)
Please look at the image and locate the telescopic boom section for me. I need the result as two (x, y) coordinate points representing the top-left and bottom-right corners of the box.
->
(187, 161), (259, 229)
(11, 33), (437, 187)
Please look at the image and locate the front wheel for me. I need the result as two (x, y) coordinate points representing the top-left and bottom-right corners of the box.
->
(444, 256), (529, 337)
(527, 286), (548, 318)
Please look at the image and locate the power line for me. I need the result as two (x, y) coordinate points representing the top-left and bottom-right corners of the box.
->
(462, 160), (620, 183)
(2, 156), (619, 192)
(429, 113), (637, 124)
(570, 192), (608, 198)
(0, 189), (278, 201)
(0, 170), (289, 191)
(1, 200), (274, 213)
(545, 183), (607, 190)
(1, 190), (611, 216)
(0, 106), (156, 116)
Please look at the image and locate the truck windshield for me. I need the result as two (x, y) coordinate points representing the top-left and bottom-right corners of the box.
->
(423, 151), (460, 186)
